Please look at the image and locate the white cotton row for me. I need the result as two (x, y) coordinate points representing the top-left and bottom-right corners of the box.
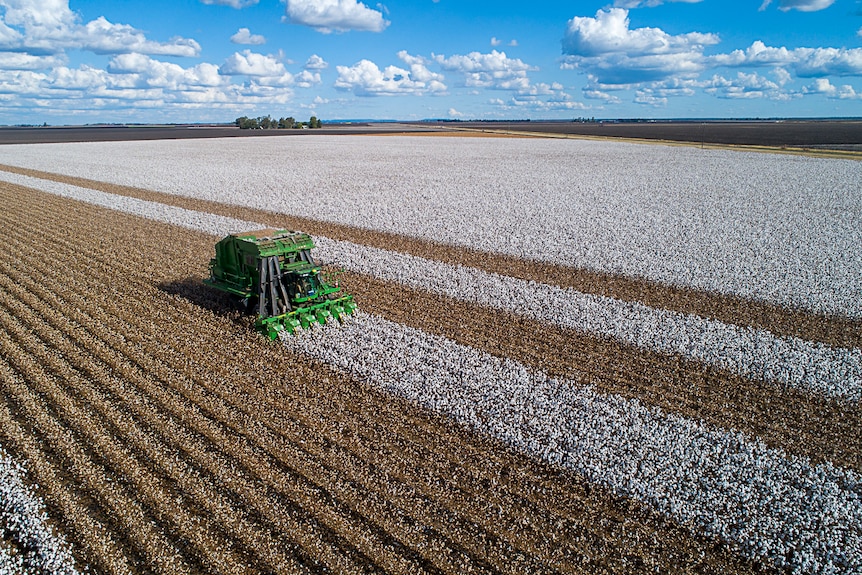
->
(1, 136), (859, 318)
(0, 171), (264, 237)
(0, 446), (81, 575)
(1, 168), (858, 401)
(281, 312), (862, 575)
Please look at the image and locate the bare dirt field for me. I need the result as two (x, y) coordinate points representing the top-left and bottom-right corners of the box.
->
(0, 124), (439, 145)
(2, 119), (860, 150)
(421, 119), (862, 150)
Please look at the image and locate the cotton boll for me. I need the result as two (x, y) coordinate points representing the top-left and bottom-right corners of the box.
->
(0, 447), (81, 575)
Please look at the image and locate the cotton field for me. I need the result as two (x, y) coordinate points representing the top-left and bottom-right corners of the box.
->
(0, 135), (859, 575)
(1, 136), (860, 318)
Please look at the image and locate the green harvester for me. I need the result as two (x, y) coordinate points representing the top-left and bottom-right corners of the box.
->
(204, 228), (357, 339)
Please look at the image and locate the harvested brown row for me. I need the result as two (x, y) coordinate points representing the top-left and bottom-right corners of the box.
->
(3, 280), (514, 575)
(0, 274), (330, 575)
(0, 365), (138, 575)
(0, 322), (196, 574)
(0, 163), (858, 349)
(0, 183), (769, 573)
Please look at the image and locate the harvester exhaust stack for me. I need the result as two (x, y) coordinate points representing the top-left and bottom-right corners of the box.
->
(204, 229), (357, 339)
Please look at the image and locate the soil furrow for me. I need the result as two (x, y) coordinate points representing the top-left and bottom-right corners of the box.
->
(0, 384), (131, 575)
(0, 321), (193, 574)
(0, 289), (271, 574)
(1, 163), (858, 349)
(0, 274), (320, 575)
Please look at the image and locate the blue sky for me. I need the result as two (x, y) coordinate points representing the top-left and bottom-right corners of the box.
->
(0, 0), (860, 124)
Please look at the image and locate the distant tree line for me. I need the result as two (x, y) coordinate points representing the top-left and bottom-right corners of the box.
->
(235, 115), (322, 130)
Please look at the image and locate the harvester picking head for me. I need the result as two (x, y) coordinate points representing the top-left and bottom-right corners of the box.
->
(204, 228), (357, 339)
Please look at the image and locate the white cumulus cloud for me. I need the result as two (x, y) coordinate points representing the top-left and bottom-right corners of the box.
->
(837, 84), (861, 99)
(804, 77), (837, 94)
(82, 17), (200, 56)
(561, 8), (718, 85)
(433, 50), (535, 91)
(283, 0), (389, 33)
(434, 49), (585, 110)
(0, 0), (200, 58)
(294, 69), (321, 88)
(49, 64), (109, 90)
(633, 90), (667, 106)
(704, 71), (790, 99)
(562, 8), (718, 56)
(760, 0), (835, 11)
(230, 27), (266, 45)
(219, 50), (293, 86)
(304, 54), (328, 70)
(712, 40), (862, 77)
(200, 0), (259, 7)
(109, 53), (223, 89)
(0, 52), (63, 70)
(0, 0), (76, 31)
(803, 78), (862, 98)
(334, 53), (446, 96)
(583, 87), (623, 103)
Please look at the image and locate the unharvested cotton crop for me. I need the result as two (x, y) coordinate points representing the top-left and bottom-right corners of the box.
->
(1, 136), (859, 318)
(0, 446), (80, 575)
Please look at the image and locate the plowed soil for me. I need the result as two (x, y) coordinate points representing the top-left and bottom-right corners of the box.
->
(0, 181), (776, 574)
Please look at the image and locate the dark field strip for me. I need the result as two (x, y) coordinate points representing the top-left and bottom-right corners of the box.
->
(0, 121), (859, 149)
(0, 163), (857, 350)
(426, 120), (862, 149)
(0, 183), (771, 573)
(0, 124), (440, 145)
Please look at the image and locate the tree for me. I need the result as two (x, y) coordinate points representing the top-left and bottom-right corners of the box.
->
(236, 116), (259, 129)
(236, 113), (321, 129)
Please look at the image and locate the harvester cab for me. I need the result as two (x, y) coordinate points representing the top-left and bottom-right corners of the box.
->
(204, 229), (357, 339)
